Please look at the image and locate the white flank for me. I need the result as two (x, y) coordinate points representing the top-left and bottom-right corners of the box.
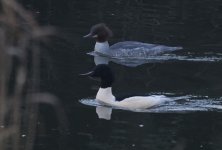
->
(96, 88), (167, 109)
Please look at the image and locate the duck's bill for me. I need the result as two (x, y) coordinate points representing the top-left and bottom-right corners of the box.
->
(79, 71), (94, 76)
(79, 71), (100, 81)
(83, 33), (98, 38)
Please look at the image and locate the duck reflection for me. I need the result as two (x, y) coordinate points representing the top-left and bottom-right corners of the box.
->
(89, 55), (112, 120)
(96, 106), (112, 120)
(94, 55), (109, 65)
(88, 50), (170, 67)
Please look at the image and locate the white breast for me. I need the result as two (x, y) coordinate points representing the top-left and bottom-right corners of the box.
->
(94, 41), (109, 53)
(96, 88), (116, 105)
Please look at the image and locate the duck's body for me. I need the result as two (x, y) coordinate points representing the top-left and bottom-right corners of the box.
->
(82, 64), (167, 109)
(85, 23), (182, 58)
(96, 87), (166, 109)
(95, 41), (182, 57)
(110, 41), (182, 57)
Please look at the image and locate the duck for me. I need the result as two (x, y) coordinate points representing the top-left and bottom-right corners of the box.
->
(81, 64), (169, 109)
(84, 23), (183, 58)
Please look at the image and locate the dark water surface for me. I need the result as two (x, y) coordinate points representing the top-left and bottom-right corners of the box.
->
(20, 0), (222, 150)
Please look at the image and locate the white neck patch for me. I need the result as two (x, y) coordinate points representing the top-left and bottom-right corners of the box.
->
(94, 41), (109, 53)
(96, 87), (115, 105)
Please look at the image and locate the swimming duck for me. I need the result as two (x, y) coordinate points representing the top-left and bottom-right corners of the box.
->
(81, 64), (168, 109)
(84, 23), (183, 58)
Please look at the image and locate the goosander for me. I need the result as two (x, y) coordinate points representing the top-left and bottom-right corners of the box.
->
(81, 64), (168, 109)
(84, 23), (183, 58)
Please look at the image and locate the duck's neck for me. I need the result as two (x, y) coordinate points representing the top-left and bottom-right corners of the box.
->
(96, 87), (116, 104)
(94, 41), (109, 53)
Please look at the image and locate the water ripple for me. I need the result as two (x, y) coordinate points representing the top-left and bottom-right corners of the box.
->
(80, 94), (222, 113)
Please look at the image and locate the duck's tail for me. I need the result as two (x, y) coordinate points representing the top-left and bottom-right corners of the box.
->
(153, 45), (183, 53)
(170, 46), (183, 51)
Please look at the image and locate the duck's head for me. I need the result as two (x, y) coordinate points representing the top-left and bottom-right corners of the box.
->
(84, 23), (113, 42)
(80, 64), (114, 88)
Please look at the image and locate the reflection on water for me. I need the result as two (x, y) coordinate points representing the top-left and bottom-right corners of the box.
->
(94, 55), (109, 65)
(96, 106), (112, 120)
(88, 51), (222, 67)
(78, 95), (222, 150)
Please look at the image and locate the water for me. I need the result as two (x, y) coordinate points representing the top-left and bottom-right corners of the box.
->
(20, 0), (222, 150)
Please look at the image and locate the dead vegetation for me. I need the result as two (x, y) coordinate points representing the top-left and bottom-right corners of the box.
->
(0, 0), (68, 149)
